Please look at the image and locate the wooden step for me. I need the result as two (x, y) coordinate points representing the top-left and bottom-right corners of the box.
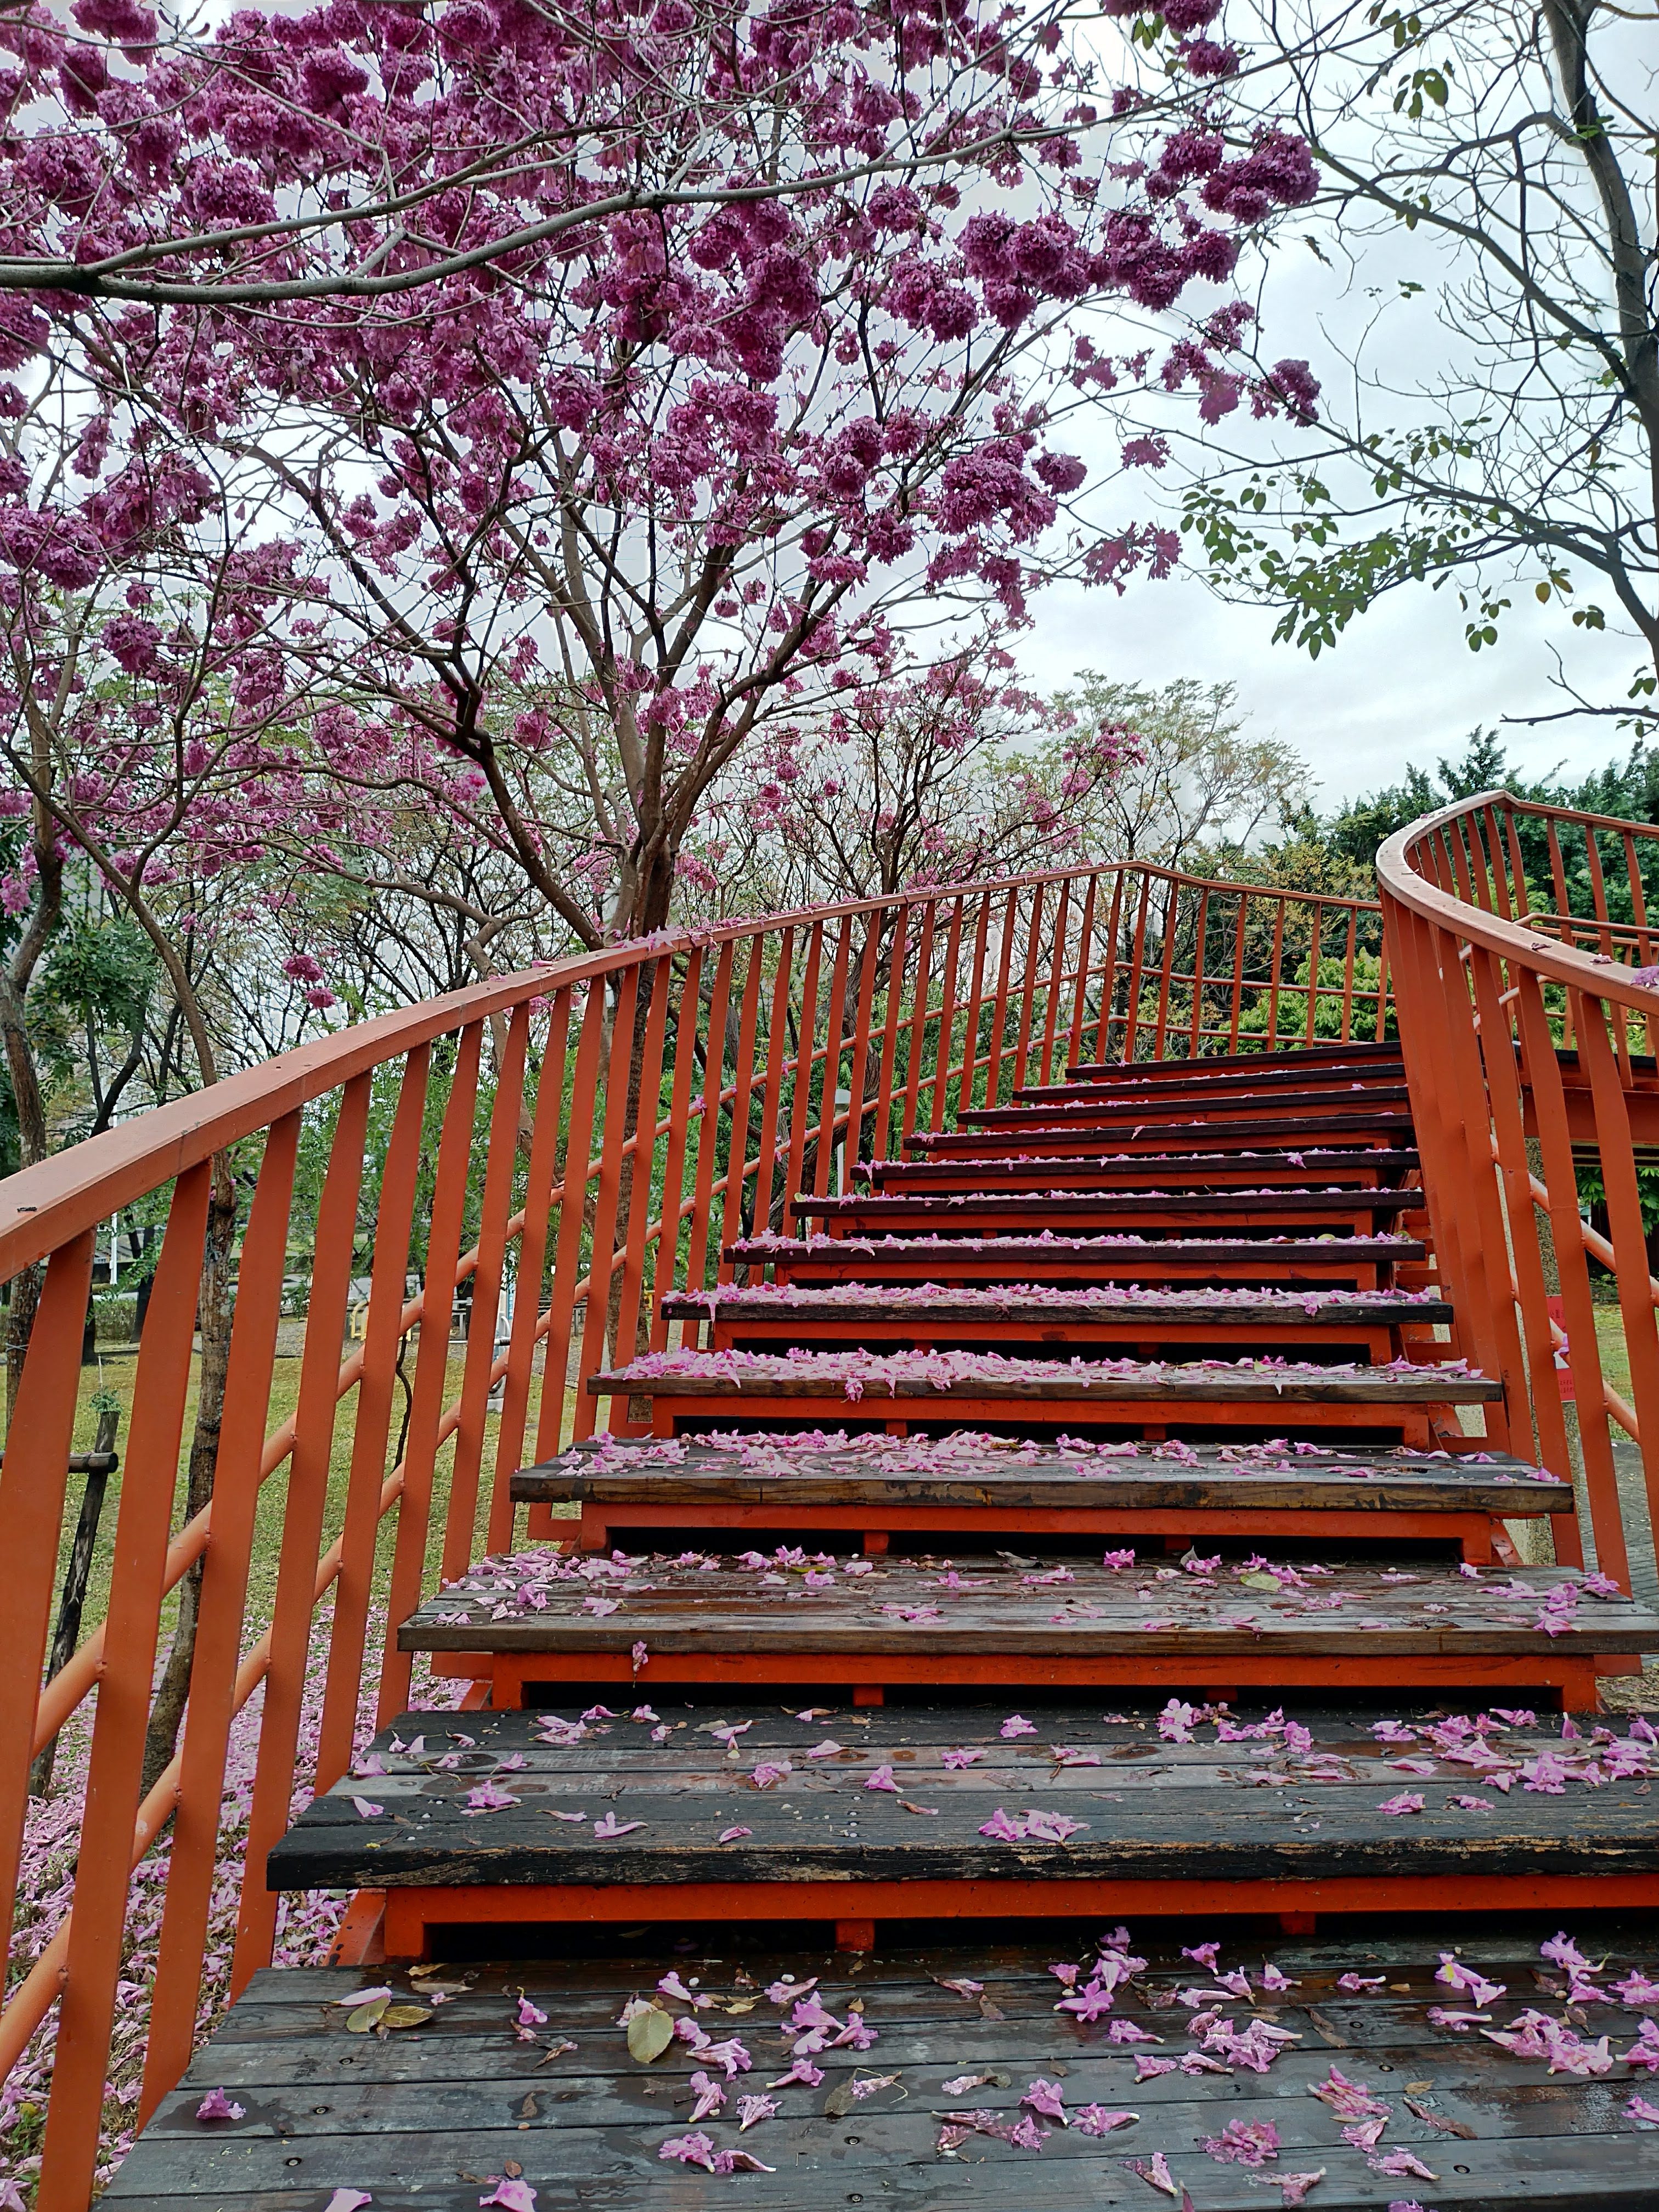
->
(668, 1283), (1451, 1345)
(664, 1285), (1447, 1364)
(512, 1431), (1562, 1559)
(402, 1551), (1641, 1708)
(907, 1113), (1417, 1159)
(589, 1348), (1495, 1447)
(963, 1084), (1413, 1129)
(728, 1234), (1428, 1290)
(1068, 1039), (1406, 1082)
(269, 1699), (1659, 1948)
(1029, 1052), (1407, 1103)
(864, 1149), (1419, 1195)
(793, 1191), (1425, 1241)
(106, 1935), (1659, 2211)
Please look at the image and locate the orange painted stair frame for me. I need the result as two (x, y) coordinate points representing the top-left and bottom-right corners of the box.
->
(7, 823), (1659, 2211)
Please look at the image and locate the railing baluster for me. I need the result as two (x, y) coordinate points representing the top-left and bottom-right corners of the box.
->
(900, 902), (935, 1147)
(1576, 994), (1659, 1538)
(572, 967), (642, 1440)
(444, 1005), (533, 1578)
(747, 934), (793, 1250)
(650, 954), (704, 1343)
(1465, 945), (1576, 1498)
(843, 915), (882, 1169)
(1186, 887), (1209, 1059)
(1037, 881), (1067, 1086)
(374, 1028), (484, 1725)
(535, 987), (608, 1448)
(1302, 905), (1322, 1043)
(1120, 877), (1152, 1062)
(984, 886), (1020, 1107)
(718, 939), (766, 1272)
(613, 957), (673, 1365)
(0, 1227), (96, 1987)
(1512, 970), (1632, 1586)
(489, 1004), (570, 1548)
(1071, 872), (1103, 1066)
(140, 1114), (301, 2120)
(682, 942), (735, 1311)
(39, 1164), (213, 2212)
(929, 899), (964, 1130)
(872, 906), (907, 1159)
(320, 1046), (432, 1766)
(232, 1074), (375, 1989)
(956, 894), (992, 1118)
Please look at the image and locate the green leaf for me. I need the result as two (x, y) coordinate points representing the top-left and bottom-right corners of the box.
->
(627, 2005), (675, 2062)
(346, 1997), (390, 2033)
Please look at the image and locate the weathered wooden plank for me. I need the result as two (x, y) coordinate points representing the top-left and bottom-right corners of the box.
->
(867, 1148), (1422, 1185)
(106, 1934), (1659, 2210)
(589, 1353), (1501, 1406)
(729, 1236), (1429, 1284)
(963, 1081), (1415, 1120)
(269, 1696), (1659, 1892)
(797, 1190), (1423, 1220)
(909, 1113), (1417, 1155)
(512, 1431), (1560, 1516)
(398, 1554), (1657, 1656)
(658, 1289), (1453, 1328)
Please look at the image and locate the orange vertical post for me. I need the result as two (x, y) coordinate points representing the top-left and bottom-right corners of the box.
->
(39, 1165), (212, 2212)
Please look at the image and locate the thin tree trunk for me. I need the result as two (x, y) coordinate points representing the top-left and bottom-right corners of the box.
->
(30, 1404), (122, 1797)
(0, 967), (51, 1436)
(138, 1153), (237, 1799)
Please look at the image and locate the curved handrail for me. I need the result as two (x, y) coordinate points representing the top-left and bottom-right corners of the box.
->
(0, 854), (1379, 1284)
(1377, 787), (1659, 1012)
(1374, 783), (1659, 1634)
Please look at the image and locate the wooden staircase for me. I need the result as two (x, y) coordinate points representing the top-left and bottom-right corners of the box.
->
(109, 1040), (1659, 2211)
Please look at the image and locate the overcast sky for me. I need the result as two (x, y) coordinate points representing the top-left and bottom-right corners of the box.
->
(1018, 558), (1643, 811)
(1006, 13), (1651, 817)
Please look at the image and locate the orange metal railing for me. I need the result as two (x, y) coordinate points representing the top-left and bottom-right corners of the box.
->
(1378, 789), (1659, 1601)
(0, 857), (1385, 2204)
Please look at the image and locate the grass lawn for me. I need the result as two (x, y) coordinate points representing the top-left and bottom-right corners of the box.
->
(52, 1328), (578, 1669)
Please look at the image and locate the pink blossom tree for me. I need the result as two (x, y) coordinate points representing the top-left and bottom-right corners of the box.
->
(1, 0), (1326, 950)
(682, 629), (1145, 909)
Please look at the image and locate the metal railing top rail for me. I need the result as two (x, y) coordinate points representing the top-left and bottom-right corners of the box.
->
(1376, 787), (1659, 1007)
(0, 854), (1382, 1286)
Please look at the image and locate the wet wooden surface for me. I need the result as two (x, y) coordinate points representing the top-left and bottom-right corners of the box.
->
(109, 1929), (1659, 2208)
(511, 1434), (1561, 1517)
(399, 1553), (1657, 1658)
(270, 1699), (1659, 1892)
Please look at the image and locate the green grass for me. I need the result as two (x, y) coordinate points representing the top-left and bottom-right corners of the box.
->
(52, 1329), (577, 1667)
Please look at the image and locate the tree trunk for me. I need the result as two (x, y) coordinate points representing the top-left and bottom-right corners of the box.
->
(138, 1153), (238, 1800)
(0, 968), (50, 1437)
(30, 1404), (122, 1797)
